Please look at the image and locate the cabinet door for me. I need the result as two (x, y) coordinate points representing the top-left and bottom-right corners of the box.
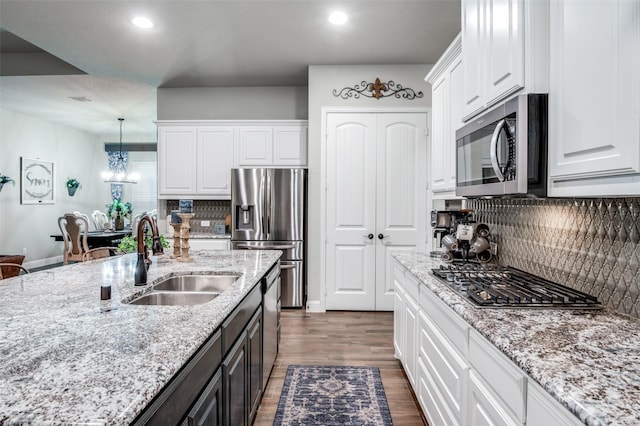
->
(247, 308), (263, 425)
(462, 0), (485, 119)
(237, 127), (273, 166)
(431, 73), (451, 193)
(548, 0), (640, 196)
(183, 368), (223, 426)
(223, 332), (247, 426)
(393, 268), (405, 361)
(527, 380), (583, 426)
(484, 0), (523, 105)
(158, 126), (197, 195)
(273, 126), (307, 166)
(197, 127), (234, 196)
(403, 291), (419, 390)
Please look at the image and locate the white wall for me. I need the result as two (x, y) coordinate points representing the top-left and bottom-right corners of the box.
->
(157, 86), (308, 120)
(0, 108), (110, 268)
(307, 64), (432, 310)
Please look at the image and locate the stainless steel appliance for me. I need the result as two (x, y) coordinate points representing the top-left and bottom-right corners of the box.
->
(456, 94), (548, 198)
(432, 263), (601, 309)
(231, 168), (307, 308)
(262, 263), (280, 387)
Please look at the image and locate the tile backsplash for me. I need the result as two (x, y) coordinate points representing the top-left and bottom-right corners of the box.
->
(163, 200), (231, 235)
(468, 198), (640, 319)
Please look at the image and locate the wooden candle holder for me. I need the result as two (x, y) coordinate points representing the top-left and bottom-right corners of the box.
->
(176, 213), (195, 262)
(170, 223), (182, 259)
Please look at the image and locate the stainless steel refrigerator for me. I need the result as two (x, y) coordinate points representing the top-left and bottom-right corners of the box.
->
(231, 168), (307, 308)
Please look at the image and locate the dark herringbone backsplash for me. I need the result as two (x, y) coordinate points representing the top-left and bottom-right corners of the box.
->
(468, 198), (640, 318)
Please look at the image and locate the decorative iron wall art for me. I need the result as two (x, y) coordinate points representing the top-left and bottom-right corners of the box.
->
(333, 77), (424, 100)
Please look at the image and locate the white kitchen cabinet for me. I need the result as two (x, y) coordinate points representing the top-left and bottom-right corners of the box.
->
(236, 123), (307, 167)
(158, 126), (198, 196)
(527, 380), (584, 426)
(426, 34), (463, 197)
(394, 264), (583, 426)
(547, 0), (640, 197)
(393, 262), (406, 361)
(157, 124), (233, 199)
(468, 371), (521, 426)
(461, 0), (548, 121)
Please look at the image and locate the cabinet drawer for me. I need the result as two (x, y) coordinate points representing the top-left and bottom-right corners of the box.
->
(468, 370), (521, 426)
(527, 380), (583, 426)
(404, 271), (420, 304)
(469, 331), (526, 423)
(417, 358), (459, 426)
(419, 286), (469, 357)
(419, 310), (468, 425)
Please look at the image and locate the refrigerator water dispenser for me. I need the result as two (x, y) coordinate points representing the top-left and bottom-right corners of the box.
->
(236, 205), (255, 230)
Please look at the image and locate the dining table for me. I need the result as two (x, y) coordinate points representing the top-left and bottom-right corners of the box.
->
(50, 229), (132, 249)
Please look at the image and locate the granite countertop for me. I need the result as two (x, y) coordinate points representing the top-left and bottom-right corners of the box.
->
(393, 252), (640, 426)
(0, 249), (281, 425)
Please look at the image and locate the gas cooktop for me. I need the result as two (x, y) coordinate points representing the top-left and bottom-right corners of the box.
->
(431, 263), (602, 309)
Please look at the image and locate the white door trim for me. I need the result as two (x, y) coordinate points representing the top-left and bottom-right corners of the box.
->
(319, 106), (430, 312)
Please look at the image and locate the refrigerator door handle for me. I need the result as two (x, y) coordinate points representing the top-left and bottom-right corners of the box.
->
(236, 243), (296, 250)
(266, 172), (272, 238)
(279, 264), (296, 270)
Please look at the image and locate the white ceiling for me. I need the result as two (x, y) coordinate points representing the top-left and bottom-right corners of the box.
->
(0, 0), (460, 136)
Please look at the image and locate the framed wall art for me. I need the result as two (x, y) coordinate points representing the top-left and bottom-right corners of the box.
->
(20, 157), (55, 204)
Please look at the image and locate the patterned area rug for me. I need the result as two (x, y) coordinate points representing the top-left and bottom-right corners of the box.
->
(273, 365), (393, 426)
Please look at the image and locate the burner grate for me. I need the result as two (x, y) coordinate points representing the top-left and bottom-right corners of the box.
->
(431, 263), (601, 309)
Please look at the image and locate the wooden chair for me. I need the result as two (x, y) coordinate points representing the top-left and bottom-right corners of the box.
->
(58, 213), (90, 264)
(92, 210), (110, 231)
(82, 247), (121, 262)
(0, 263), (30, 279)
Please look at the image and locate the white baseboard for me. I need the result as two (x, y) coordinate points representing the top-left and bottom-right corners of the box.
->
(305, 300), (325, 313)
(23, 255), (63, 270)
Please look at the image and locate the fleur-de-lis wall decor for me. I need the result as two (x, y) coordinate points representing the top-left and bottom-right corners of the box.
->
(333, 77), (423, 100)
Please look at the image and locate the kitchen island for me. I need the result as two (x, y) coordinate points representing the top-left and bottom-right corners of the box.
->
(0, 249), (280, 424)
(394, 252), (640, 426)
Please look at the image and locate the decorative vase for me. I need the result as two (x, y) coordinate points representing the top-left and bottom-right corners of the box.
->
(114, 216), (125, 231)
(67, 186), (78, 196)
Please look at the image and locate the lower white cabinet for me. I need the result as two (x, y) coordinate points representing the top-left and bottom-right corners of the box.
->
(468, 371), (521, 426)
(526, 380), (583, 426)
(393, 258), (583, 426)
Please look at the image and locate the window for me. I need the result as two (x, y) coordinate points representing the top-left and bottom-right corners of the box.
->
(126, 152), (157, 216)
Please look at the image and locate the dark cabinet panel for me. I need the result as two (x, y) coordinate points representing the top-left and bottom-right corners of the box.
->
(183, 368), (223, 426)
(247, 307), (263, 424)
(223, 332), (247, 426)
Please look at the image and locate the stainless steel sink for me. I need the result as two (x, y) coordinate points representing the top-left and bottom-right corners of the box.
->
(128, 291), (220, 306)
(152, 274), (241, 292)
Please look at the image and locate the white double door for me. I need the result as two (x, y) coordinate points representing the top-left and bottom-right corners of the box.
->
(325, 112), (427, 311)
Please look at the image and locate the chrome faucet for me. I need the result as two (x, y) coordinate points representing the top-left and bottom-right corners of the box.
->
(134, 213), (164, 286)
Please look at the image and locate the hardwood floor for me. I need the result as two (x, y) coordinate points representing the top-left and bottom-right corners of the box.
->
(253, 309), (427, 425)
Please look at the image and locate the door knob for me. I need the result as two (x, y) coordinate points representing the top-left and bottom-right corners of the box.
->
(378, 234), (385, 240)
(364, 233), (374, 240)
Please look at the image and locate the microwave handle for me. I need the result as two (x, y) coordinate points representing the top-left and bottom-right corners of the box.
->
(490, 119), (506, 182)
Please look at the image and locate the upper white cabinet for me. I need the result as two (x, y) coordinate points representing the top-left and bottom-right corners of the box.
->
(426, 34), (463, 197)
(461, 0), (548, 121)
(236, 124), (307, 167)
(547, 0), (640, 197)
(157, 124), (234, 199)
(157, 120), (308, 199)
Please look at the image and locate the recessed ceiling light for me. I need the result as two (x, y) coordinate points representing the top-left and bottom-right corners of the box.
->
(329, 11), (348, 25)
(132, 16), (153, 29)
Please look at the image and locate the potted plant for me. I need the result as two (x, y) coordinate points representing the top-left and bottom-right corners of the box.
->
(117, 234), (169, 254)
(0, 174), (15, 192)
(107, 199), (132, 230)
(66, 178), (81, 196)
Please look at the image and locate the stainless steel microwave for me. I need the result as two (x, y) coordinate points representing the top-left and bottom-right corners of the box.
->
(455, 94), (548, 198)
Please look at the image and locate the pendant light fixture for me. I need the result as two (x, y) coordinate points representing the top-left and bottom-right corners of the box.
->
(102, 118), (139, 184)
